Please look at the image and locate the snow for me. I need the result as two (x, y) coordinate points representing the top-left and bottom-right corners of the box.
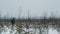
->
(0, 24), (60, 34)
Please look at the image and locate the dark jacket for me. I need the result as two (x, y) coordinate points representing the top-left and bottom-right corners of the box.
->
(11, 18), (15, 25)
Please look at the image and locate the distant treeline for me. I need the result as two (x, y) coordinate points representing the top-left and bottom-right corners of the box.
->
(0, 17), (60, 22)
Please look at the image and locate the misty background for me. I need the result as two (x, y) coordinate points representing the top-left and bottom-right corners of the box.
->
(0, 0), (60, 19)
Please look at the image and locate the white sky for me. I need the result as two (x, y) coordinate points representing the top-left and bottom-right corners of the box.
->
(0, 0), (60, 18)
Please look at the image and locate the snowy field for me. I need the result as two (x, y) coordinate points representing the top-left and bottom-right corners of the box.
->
(0, 23), (60, 34)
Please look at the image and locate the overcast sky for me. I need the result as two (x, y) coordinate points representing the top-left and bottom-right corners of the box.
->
(0, 0), (60, 18)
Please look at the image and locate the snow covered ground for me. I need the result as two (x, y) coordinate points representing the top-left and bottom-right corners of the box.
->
(0, 24), (60, 34)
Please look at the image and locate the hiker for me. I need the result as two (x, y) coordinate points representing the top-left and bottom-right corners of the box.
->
(11, 18), (15, 26)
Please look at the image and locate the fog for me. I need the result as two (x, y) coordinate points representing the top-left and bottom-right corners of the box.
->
(0, 0), (60, 18)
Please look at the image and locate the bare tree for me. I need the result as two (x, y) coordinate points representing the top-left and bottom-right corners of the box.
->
(0, 9), (1, 19)
(19, 6), (22, 19)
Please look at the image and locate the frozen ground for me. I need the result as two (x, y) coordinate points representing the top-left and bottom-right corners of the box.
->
(0, 24), (60, 34)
